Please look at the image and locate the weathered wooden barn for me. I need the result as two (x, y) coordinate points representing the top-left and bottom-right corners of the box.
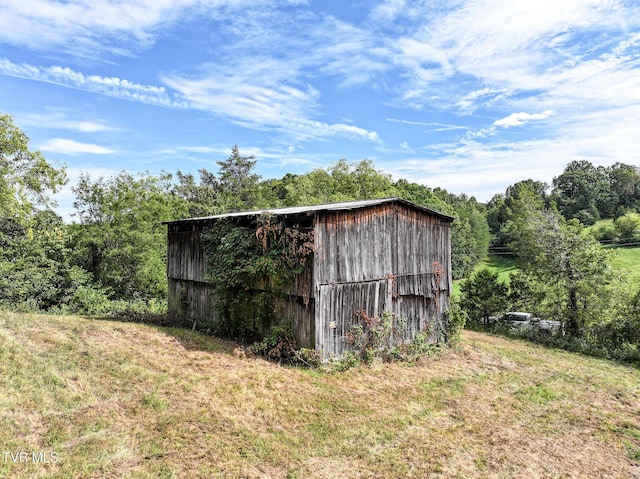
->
(164, 198), (454, 359)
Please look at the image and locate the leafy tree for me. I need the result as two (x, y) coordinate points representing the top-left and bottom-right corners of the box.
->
(0, 113), (75, 312)
(507, 271), (546, 315)
(216, 145), (261, 212)
(486, 179), (548, 248)
(0, 112), (67, 219)
(606, 162), (640, 216)
(614, 212), (640, 244)
(173, 169), (220, 218)
(460, 269), (508, 325)
(71, 171), (187, 301)
(508, 205), (615, 337)
(552, 160), (612, 224)
(394, 179), (451, 214)
(284, 159), (398, 206)
(0, 210), (99, 312)
(282, 168), (335, 206)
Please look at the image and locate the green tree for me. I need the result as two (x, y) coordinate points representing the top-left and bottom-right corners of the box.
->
(71, 171), (187, 301)
(486, 179), (548, 248)
(508, 205), (615, 337)
(394, 179), (451, 214)
(284, 159), (398, 206)
(552, 160), (612, 224)
(606, 162), (640, 216)
(614, 211), (640, 244)
(173, 169), (220, 217)
(0, 210), (99, 312)
(0, 113), (74, 312)
(0, 112), (67, 219)
(460, 269), (509, 325)
(217, 145), (261, 212)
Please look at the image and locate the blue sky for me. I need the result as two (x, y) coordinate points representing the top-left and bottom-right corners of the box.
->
(1, 0), (639, 219)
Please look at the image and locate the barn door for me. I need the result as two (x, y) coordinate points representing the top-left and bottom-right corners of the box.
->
(315, 278), (393, 359)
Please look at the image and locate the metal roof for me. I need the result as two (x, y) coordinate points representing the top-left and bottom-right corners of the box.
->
(163, 197), (455, 225)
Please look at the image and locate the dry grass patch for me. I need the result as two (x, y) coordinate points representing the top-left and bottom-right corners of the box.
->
(1, 312), (639, 478)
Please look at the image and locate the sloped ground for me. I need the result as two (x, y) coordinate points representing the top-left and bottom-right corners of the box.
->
(1, 312), (639, 478)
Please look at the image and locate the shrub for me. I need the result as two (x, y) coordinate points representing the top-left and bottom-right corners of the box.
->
(251, 325), (298, 364)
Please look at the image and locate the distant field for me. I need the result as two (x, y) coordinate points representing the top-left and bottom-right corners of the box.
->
(1, 312), (639, 478)
(588, 218), (640, 282)
(453, 242), (639, 296)
(607, 245), (640, 284)
(452, 254), (516, 296)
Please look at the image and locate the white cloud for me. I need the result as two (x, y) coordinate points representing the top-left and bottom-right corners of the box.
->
(494, 110), (555, 128)
(376, 0), (640, 113)
(40, 138), (115, 155)
(18, 111), (116, 132)
(162, 60), (380, 142)
(0, 58), (182, 107)
(0, 0), (281, 57)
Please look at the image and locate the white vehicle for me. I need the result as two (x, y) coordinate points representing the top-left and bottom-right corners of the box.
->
(500, 312), (534, 330)
(497, 312), (562, 332)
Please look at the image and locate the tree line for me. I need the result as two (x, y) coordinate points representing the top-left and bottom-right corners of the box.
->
(1, 113), (493, 314)
(1, 111), (640, 361)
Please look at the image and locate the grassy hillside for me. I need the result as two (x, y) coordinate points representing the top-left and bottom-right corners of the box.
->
(1, 312), (639, 478)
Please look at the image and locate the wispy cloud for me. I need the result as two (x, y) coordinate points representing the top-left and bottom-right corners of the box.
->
(387, 118), (467, 131)
(375, 1), (640, 113)
(40, 138), (115, 155)
(162, 57), (381, 142)
(0, 58), (184, 107)
(18, 111), (116, 132)
(0, 0), (291, 57)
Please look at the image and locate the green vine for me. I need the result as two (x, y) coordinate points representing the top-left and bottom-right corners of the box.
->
(201, 214), (314, 338)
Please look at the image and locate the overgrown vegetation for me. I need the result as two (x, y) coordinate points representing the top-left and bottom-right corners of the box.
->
(201, 214), (314, 339)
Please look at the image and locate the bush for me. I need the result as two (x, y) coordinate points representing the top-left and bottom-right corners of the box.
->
(445, 298), (467, 344)
(68, 285), (112, 316)
(294, 348), (322, 369)
(591, 224), (617, 243)
(251, 325), (298, 364)
(614, 212), (640, 244)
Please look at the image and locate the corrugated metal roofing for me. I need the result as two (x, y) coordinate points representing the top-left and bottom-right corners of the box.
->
(163, 197), (455, 224)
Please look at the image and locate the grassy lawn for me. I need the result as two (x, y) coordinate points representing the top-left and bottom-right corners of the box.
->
(452, 254), (517, 297)
(1, 312), (640, 478)
(607, 245), (640, 284)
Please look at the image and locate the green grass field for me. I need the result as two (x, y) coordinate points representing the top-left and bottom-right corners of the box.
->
(607, 245), (640, 284)
(453, 241), (639, 297)
(1, 312), (639, 478)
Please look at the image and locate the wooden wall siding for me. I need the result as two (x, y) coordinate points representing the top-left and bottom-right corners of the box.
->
(316, 279), (390, 359)
(168, 279), (217, 327)
(314, 204), (451, 287)
(313, 203), (451, 359)
(169, 278), (315, 346)
(273, 295), (315, 349)
(167, 228), (206, 282)
(314, 204), (395, 285)
(315, 280), (448, 359)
